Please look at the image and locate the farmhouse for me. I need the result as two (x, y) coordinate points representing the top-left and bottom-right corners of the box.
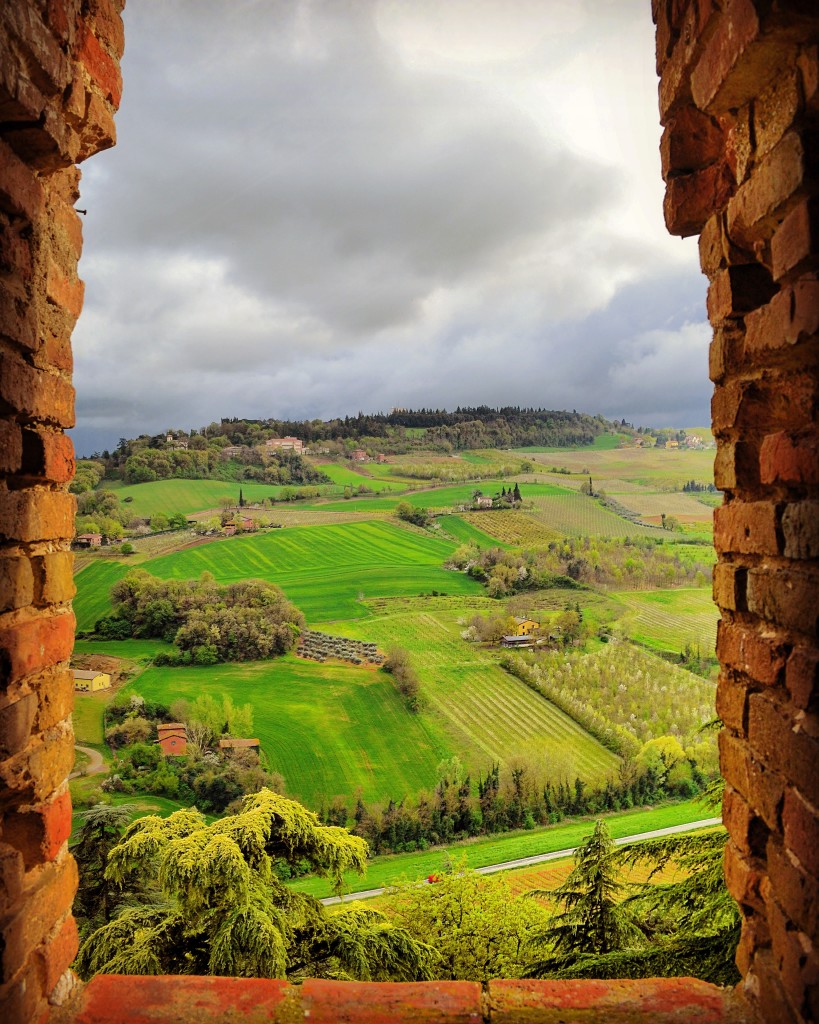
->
(218, 738), (260, 752)
(665, 440), (679, 449)
(220, 445), (246, 459)
(157, 723), (188, 757)
(74, 532), (102, 548)
(266, 436), (304, 453)
(514, 617), (540, 636)
(475, 495), (493, 508)
(237, 516), (256, 530)
(72, 670), (111, 692)
(351, 448), (368, 461)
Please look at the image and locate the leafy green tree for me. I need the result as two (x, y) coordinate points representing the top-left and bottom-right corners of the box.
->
(385, 866), (546, 981)
(76, 789), (437, 982)
(526, 820), (644, 975)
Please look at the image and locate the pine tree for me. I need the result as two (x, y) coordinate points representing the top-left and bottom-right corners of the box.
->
(72, 803), (140, 937)
(239, 488), (244, 507)
(526, 820), (643, 974)
(76, 789), (437, 982)
(513, 483), (521, 503)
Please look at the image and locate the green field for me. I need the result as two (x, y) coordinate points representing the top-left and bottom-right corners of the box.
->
(100, 478), (289, 518)
(72, 693), (107, 745)
(124, 655), (448, 807)
(526, 493), (660, 538)
(73, 561), (131, 630)
(291, 798), (712, 897)
(433, 515), (511, 549)
(335, 603), (619, 782)
(309, 481), (567, 514)
(611, 588), (719, 654)
(138, 520), (484, 622)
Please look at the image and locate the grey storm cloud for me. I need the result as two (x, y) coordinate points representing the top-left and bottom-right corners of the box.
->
(71, 0), (712, 455)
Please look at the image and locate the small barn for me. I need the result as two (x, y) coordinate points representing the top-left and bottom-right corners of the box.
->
(500, 635), (536, 648)
(218, 738), (260, 753)
(157, 723), (188, 757)
(75, 533), (102, 548)
(72, 669), (111, 692)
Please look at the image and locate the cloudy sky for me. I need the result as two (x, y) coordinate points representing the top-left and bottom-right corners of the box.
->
(71, 0), (709, 456)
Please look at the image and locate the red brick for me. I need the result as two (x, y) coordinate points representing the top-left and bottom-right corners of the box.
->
(713, 562), (747, 612)
(713, 439), (758, 490)
(0, 488), (75, 543)
(781, 501), (819, 560)
(36, 913), (78, 995)
(33, 551), (75, 607)
(302, 979), (482, 1024)
(0, 138), (45, 221)
(736, 913), (771, 976)
(0, 956), (49, 1024)
(3, 721), (76, 803)
(768, 835), (819, 939)
(34, 328), (73, 374)
(716, 670), (750, 734)
(724, 838), (765, 911)
(0, 855), (77, 983)
(52, 197), (84, 258)
(723, 784), (768, 857)
(749, 692), (819, 809)
(0, 611), (75, 685)
(78, 25), (122, 107)
(45, 259), (84, 320)
(21, 428), (75, 484)
(0, 282), (37, 351)
(3, 790), (72, 869)
(0, 352), (75, 427)
(690, 0), (783, 114)
(728, 132), (814, 247)
(782, 786), (819, 878)
(488, 977), (731, 1023)
(755, 65), (801, 162)
(745, 280), (819, 352)
(77, 975), (290, 1024)
(725, 105), (753, 187)
(664, 159), (734, 238)
(719, 728), (752, 795)
(0, 555), (34, 613)
(786, 647), (819, 712)
(89, 0), (125, 60)
(772, 199), (819, 281)
(747, 566), (819, 637)
(0, 691), (36, 759)
(760, 431), (819, 486)
(31, 666), (73, 734)
(0, 843), (24, 918)
(717, 620), (786, 686)
(721, 722), (786, 829)
(707, 265), (778, 322)
(661, 107), (725, 178)
(714, 500), (780, 556)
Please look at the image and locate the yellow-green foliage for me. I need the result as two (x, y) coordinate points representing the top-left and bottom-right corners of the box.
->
(77, 789), (437, 981)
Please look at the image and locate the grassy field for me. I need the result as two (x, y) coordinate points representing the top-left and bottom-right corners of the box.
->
(611, 588), (719, 654)
(73, 561), (131, 631)
(521, 446), (715, 491)
(290, 799), (712, 896)
(123, 655), (449, 807)
(335, 603), (619, 783)
(100, 478), (290, 518)
(526, 493), (660, 538)
(139, 520), (484, 622)
(72, 692), (108, 745)
(434, 515), (512, 549)
(308, 481), (566, 514)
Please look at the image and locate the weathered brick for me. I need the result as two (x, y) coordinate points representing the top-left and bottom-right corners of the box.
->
(768, 835), (819, 939)
(728, 131), (815, 246)
(706, 264), (777, 321)
(755, 64), (802, 162)
(772, 199), (819, 281)
(724, 784), (768, 857)
(0, 692), (36, 759)
(786, 647), (819, 712)
(713, 562), (746, 612)
(749, 693), (819, 809)
(716, 669), (750, 734)
(760, 432), (819, 486)
(661, 107), (725, 179)
(45, 258), (84, 320)
(0, 555), (34, 613)
(32, 551), (75, 607)
(781, 501), (819, 560)
(0, 855), (77, 984)
(747, 566), (819, 637)
(0, 843), (24, 918)
(3, 790), (72, 870)
(78, 24), (122, 107)
(725, 104), (753, 187)
(0, 282), (37, 350)
(715, 374), (816, 436)
(36, 913), (79, 997)
(302, 979), (483, 1024)
(31, 666), (73, 734)
(713, 439), (758, 490)
(0, 352), (75, 427)
(714, 500), (780, 556)
(0, 138), (45, 220)
(724, 838), (765, 911)
(744, 280), (819, 352)
(664, 159), (734, 238)
(88, 0), (125, 60)
(690, 0), (786, 114)
(765, 897), (814, 1024)
(717, 620), (786, 686)
(0, 488), (75, 544)
(722, 723), (786, 830)
(1, 720), (75, 804)
(21, 428), (75, 484)
(0, 611), (75, 687)
(782, 786), (819, 878)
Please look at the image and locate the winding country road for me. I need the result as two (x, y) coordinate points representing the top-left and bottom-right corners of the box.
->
(69, 745), (106, 780)
(320, 816), (722, 905)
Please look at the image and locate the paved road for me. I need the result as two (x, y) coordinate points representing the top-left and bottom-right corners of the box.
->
(69, 745), (106, 779)
(320, 816), (722, 905)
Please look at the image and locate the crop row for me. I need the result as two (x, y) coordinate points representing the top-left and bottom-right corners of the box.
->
(298, 629), (385, 666)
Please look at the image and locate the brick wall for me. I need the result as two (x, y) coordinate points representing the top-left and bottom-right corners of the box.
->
(654, 1), (819, 1020)
(0, 2), (124, 1021)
